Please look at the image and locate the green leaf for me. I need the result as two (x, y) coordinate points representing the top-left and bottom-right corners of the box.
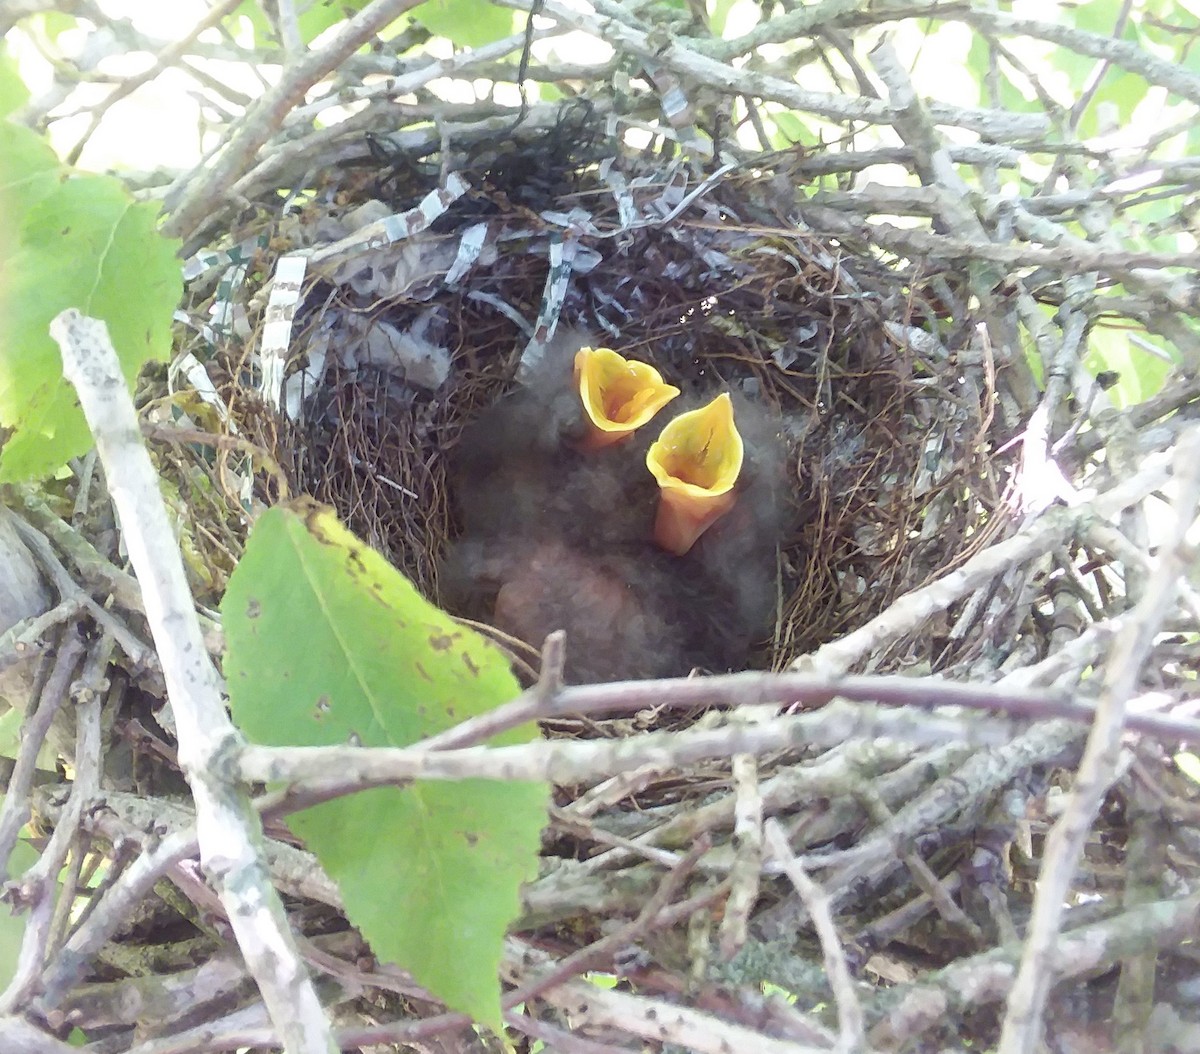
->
(0, 120), (61, 214)
(965, 34), (1044, 112)
(0, 708), (57, 772)
(0, 47), (29, 118)
(410, 0), (516, 48)
(0, 708), (21, 757)
(33, 11), (79, 41)
(229, 0), (371, 46)
(222, 501), (548, 1031)
(768, 109), (811, 148)
(1084, 325), (1173, 407)
(1072, 69), (1145, 139)
(1049, 45), (1097, 95)
(1065, 0), (1127, 35)
(0, 824), (39, 989)
(1176, 751), (1200, 784)
(0, 144), (182, 482)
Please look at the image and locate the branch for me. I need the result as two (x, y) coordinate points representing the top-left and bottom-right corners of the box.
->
(997, 426), (1200, 1051)
(527, 0), (1049, 140)
(163, 0), (429, 243)
(765, 821), (865, 1052)
(48, 309), (336, 1054)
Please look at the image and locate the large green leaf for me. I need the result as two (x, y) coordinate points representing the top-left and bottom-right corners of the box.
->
(222, 501), (548, 1031)
(0, 122), (59, 230)
(0, 128), (182, 482)
(410, 0), (517, 48)
(0, 47), (29, 118)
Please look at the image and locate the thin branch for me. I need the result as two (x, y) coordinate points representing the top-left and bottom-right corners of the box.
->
(0, 635), (108, 1014)
(765, 820), (865, 1053)
(872, 889), (1200, 1048)
(0, 632), (85, 881)
(64, 0), (245, 165)
(998, 426), (1200, 1053)
(163, 0), (431, 243)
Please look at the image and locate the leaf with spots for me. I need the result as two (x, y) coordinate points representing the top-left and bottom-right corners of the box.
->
(222, 500), (547, 1031)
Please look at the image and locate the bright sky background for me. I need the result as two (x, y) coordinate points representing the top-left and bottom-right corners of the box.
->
(12, 0), (248, 171)
(6, 0), (1190, 199)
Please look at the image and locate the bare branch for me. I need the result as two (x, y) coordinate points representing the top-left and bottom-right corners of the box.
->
(48, 310), (336, 1054)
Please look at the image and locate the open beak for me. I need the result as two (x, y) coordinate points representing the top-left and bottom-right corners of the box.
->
(646, 393), (744, 555)
(573, 347), (680, 450)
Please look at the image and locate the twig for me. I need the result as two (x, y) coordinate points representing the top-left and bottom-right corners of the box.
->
(535, 629), (566, 697)
(164, 0), (431, 242)
(997, 427), (1200, 1053)
(871, 889), (1200, 1048)
(530, 953), (833, 1054)
(718, 749), (761, 959)
(854, 785), (984, 944)
(242, 700), (1021, 796)
(507, 836), (710, 1006)
(0, 635), (109, 1014)
(1110, 775), (1168, 1044)
(765, 820), (865, 1053)
(772, 721), (1077, 941)
(0, 1016), (82, 1054)
(244, 668), (1200, 808)
(0, 632), (85, 881)
(540, 0), (1050, 139)
(8, 487), (145, 617)
(64, 0), (245, 165)
(35, 828), (199, 1014)
(8, 514), (157, 675)
(798, 438), (1178, 677)
(969, 7), (1200, 106)
(864, 220), (1200, 274)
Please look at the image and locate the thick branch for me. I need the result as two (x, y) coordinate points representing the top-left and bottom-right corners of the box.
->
(49, 310), (336, 1054)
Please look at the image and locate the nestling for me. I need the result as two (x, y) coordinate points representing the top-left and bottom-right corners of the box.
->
(441, 329), (790, 682)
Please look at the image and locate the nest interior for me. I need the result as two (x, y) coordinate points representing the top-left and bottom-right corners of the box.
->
(231, 110), (1006, 675)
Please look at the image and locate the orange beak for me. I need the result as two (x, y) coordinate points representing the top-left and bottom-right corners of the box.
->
(573, 347), (680, 451)
(645, 393), (744, 555)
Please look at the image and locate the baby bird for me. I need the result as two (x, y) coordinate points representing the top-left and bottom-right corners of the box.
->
(449, 330), (678, 550)
(441, 329), (789, 683)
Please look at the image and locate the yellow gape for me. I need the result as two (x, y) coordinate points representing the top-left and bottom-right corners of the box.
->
(573, 346), (680, 450)
(646, 392), (744, 555)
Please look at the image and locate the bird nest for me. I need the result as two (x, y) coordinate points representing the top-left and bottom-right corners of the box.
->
(9, 5), (1200, 1053)
(206, 109), (1000, 676)
(132, 75), (1200, 1048)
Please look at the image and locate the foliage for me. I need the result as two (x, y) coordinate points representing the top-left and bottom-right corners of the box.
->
(231, 0), (370, 46)
(0, 832), (39, 989)
(222, 501), (548, 1030)
(0, 45), (27, 117)
(0, 122), (181, 482)
(409, 0), (518, 49)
